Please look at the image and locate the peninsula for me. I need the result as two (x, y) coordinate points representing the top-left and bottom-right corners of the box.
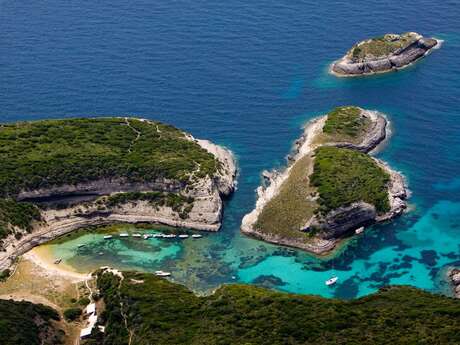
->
(241, 106), (407, 254)
(0, 117), (236, 272)
(331, 32), (440, 76)
(77, 269), (460, 344)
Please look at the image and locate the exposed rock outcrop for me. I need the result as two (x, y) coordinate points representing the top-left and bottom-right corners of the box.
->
(449, 268), (460, 298)
(331, 111), (387, 153)
(331, 32), (440, 77)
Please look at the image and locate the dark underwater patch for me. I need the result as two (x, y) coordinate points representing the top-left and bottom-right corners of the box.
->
(252, 275), (287, 288)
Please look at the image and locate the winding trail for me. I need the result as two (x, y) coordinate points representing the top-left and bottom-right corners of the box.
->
(125, 117), (142, 153)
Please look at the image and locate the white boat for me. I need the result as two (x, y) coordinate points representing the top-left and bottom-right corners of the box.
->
(119, 233), (129, 238)
(154, 270), (171, 277)
(355, 227), (364, 235)
(152, 234), (162, 238)
(132, 233), (142, 238)
(325, 276), (338, 286)
(166, 234), (177, 238)
(178, 234), (189, 239)
(103, 235), (113, 240)
(192, 234), (202, 239)
(143, 234), (151, 240)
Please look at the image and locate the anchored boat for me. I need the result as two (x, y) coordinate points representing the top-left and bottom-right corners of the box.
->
(325, 276), (338, 286)
(154, 270), (171, 277)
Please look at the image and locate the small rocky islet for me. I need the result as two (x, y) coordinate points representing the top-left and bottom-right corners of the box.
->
(331, 32), (439, 76)
(241, 106), (407, 254)
(0, 117), (236, 272)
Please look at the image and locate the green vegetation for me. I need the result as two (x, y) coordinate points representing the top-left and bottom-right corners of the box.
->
(104, 192), (194, 219)
(0, 269), (11, 281)
(311, 146), (390, 214)
(0, 117), (219, 197)
(349, 33), (418, 60)
(78, 297), (91, 306)
(91, 271), (460, 345)
(255, 156), (316, 241)
(254, 108), (385, 243)
(0, 117), (220, 240)
(322, 106), (370, 142)
(0, 199), (41, 240)
(0, 299), (64, 345)
(63, 307), (82, 321)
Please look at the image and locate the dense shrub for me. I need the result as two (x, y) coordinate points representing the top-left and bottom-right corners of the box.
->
(310, 146), (390, 214)
(92, 271), (460, 345)
(0, 299), (62, 345)
(63, 307), (82, 321)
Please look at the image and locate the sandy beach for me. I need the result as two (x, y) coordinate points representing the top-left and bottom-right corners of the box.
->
(23, 247), (91, 282)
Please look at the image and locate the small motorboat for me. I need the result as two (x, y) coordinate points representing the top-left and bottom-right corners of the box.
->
(54, 259), (62, 265)
(192, 234), (202, 239)
(119, 233), (129, 238)
(154, 270), (171, 277)
(325, 276), (338, 286)
(178, 234), (189, 239)
(143, 234), (151, 240)
(77, 244), (86, 248)
(103, 235), (113, 240)
(132, 233), (142, 238)
(355, 227), (364, 235)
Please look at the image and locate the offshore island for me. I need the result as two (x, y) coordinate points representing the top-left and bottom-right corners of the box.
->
(0, 117), (236, 272)
(331, 32), (440, 76)
(242, 106), (407, 254)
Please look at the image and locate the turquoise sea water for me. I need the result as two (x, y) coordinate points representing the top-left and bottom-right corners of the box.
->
(1, 0), (460, 299)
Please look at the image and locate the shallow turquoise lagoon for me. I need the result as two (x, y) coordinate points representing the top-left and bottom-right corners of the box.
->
(2, 0), (460, 298)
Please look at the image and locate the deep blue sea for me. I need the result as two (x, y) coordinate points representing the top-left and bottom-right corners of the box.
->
(1, 0), (460, 299)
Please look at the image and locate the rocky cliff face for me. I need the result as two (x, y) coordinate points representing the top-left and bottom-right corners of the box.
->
(309, 202), (377, 240)
(307, 159), (407, 240)
(449, 269), (460, 298)
(331, 33), (439, 76)
(332, 111), (387, 153)
(0, 134), (236, 271)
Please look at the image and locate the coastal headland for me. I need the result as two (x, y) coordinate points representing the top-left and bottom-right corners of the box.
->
(241, 106), (407, 254)
(0, 117), (236, 272)
(331, 32), (440, 77)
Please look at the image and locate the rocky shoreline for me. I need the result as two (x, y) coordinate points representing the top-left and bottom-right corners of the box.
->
(449, 268), (460, 298)
(241, 109), (407, 254)
(331, 33), (440, 77)
(0, 134), (236, 272)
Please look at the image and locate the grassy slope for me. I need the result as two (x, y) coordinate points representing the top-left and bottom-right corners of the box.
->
(0, 118), (219, 196)
(93, 271), (460, 345)
(254, 155), (316, 240)
(310, 146), (390, 215)
(349, 33), (417, 60)
(0, 299), (64, 345)
(254, 106), (386, 243)
(0, 118), (219, 240)
(321, 106), (370, 143)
